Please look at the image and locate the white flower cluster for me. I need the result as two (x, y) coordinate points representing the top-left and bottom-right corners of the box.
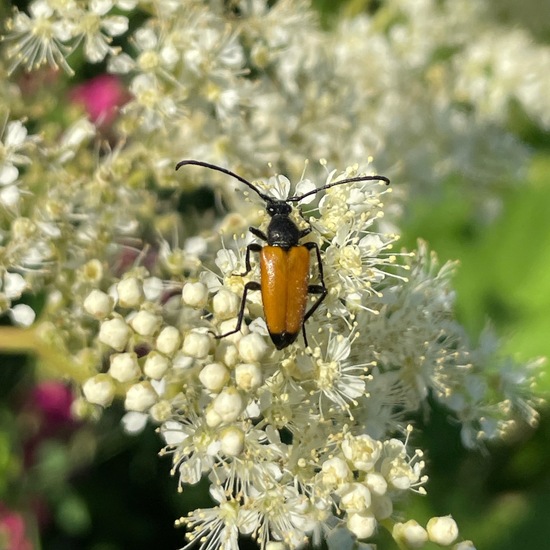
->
(71, 168), (538, 548)
(3, 0), (133, 75)
(0, 0), (546, 548)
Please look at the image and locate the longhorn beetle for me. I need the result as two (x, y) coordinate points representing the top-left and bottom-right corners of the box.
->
(176, 160), (390, 349)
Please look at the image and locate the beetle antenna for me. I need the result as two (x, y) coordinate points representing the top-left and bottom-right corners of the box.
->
(175, 159), (272, 202)
(289, 174), (390, 203)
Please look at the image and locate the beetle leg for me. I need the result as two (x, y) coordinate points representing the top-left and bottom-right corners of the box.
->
(301, 242), (328, 346)
(236, 243), (262, 276)
(249, 226), (268, 241)
(299, 226), (312, 239)
(213, 281), (261, 339)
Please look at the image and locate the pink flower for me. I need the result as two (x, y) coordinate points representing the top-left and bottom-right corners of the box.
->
(70, 74), (129, 127)
(0, 505), (33, 550)
(28, 381), (73, 428)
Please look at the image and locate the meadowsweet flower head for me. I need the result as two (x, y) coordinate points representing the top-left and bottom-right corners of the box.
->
(0, 0), (546, 548)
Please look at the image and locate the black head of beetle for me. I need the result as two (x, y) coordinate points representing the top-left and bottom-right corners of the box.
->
(263, 200), (301, 249)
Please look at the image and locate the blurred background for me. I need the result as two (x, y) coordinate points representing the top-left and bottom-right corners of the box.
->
(1, 0), (550, 548)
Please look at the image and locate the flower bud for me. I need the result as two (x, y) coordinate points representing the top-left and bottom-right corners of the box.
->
(212, 387), (243, 423)
(99, 318), (131, 351)
(199, 363), (230, 392)
(143, 351), (170, 379)
(427, 516), (459, 546)
(156, 326), (181, 356)
(117, 277), (144, 308)
(182, 281), (209, 308)
(220, 426), (245, 456)
(238, 333), (269, 362)
(124, 381), (158, 412)
(347, 512), (377, 540)
(393, 520), (428, 549)
(83, 374), (116, 407)
(205, 407), (222, 428)
(182, 331), (211, 359)
(109, 352), (141, 383)
(84, 289), (113, 318)
(454, 541), (476, 550)
(215, 341), (239, 368)
(365, 472), (387, 496)
(131, 310), (162, 336)
(235, 363), (262, 391)
(149, 400), (172, 422)
(213, 288), (241, 320)
(372, 494), (393, 520)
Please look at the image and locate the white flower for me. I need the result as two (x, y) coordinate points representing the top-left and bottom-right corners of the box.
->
(342, 434), (383, 472)
(4, 0), (75, 74)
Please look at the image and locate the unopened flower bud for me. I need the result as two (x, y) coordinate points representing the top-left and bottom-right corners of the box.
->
(99, 318), (131, 351)
(220, 426), (245, 456)
(156, 326), (181, 355)
(109, 352), (141, 383)
(347, 512), (377, 539)
(131, 310), (162, 336)
(182, 331), (211, 358)
(372, 494), (393, 520)
(149, 400), (172, 422)
(214, 341), (239, 368)
(84, 289), (113, 318)
(238, 333), (269, 362)
(117, 277), (144, 308)
(182, 281), (209, 308)
(393, 520), (428, 549)
(212, 387), (243, 423)
(427, 516), (459, 546)
(365, 472), (387, 496)
(83, 374), (116, 407)
(199, 363), (230, 392)
(235, 363), (262, 391)
(124, 381), (158, 412)
(213, 288), (241, 320)
(205, 407), (222, 428)
(143, 351), (170, 379)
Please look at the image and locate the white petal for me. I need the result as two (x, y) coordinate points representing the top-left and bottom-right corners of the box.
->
(9, 304), (36, 327)
(91, 0), (113, 16)
(121, 411), (148, 434)
(5, 121), (27, 147)
(0, 185), (20, 209)
(4, 272), (26, 299)
(102, 16), (129, 37)
(0, 165), (18, 185)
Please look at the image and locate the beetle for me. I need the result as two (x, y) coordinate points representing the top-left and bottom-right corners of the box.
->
(175, 159), (390, 349)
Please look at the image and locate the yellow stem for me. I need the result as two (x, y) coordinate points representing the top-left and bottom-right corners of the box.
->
(0, 326), (90, 383)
